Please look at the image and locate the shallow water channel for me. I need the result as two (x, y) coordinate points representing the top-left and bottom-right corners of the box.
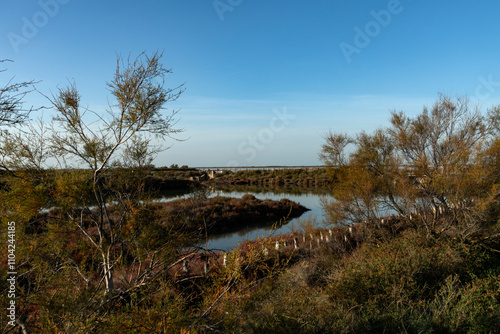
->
(161, 189), (334, 251)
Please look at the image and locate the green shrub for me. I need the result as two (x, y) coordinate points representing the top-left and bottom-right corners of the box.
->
(327, 231), (464, 305)
(429, 274), (500, 333)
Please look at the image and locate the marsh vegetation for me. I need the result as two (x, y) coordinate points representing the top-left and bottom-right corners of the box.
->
(1, 52), (499, 332)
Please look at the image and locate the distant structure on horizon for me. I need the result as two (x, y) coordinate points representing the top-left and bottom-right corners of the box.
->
(194, 165), (330, 174)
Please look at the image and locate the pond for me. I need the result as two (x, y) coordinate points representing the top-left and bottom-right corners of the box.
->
(163, 188), (334, 251)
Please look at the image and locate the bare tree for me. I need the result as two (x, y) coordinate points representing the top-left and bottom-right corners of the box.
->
(44, 51), (185, 294)
(0, 59), (38, 127)
(320, 94), (498, 238)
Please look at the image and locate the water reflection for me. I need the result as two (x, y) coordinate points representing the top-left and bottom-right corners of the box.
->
(197, 190), (332, 251)
(153, 186), (333, 251)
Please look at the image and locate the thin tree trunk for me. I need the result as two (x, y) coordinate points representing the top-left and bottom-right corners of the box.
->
(102, 252), (114, 294)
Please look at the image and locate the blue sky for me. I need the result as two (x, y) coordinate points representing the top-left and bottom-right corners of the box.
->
(2, 0), (500, 167)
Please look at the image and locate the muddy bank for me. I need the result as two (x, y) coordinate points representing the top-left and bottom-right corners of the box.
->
(30, 194), (309, 244)
(162, 194), (310, 237)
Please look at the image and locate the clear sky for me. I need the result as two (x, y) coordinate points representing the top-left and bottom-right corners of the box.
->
(2, 0), (500, 167)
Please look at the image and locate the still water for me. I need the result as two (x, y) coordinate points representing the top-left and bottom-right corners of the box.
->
(169, 189), (333, 251)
